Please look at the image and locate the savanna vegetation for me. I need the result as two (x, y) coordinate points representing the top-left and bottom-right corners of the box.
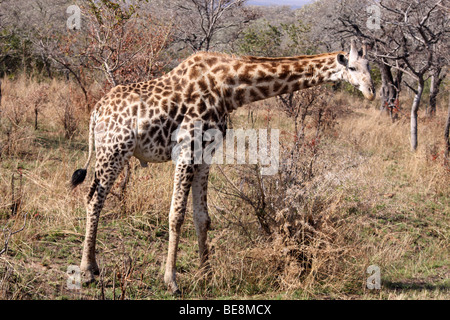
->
(0, 0), (448, 300)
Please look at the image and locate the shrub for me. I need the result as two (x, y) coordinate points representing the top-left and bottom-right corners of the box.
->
(213, 87), (367, 291)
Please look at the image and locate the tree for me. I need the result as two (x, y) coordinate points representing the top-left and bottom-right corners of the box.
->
(330, 0), (449, 151)
(0, 0), (70, 76)
(295, 0), (346, 52)
(32, 0), (173, 111)
(158, 0), (257, 52)
(68, 0), (173, 87)
(236, 16), (315, 57)
(375, 0), (448, 151)
(237, 22), (283, 56)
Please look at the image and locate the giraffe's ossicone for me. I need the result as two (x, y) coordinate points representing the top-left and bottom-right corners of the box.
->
(71, 40), (375, 294)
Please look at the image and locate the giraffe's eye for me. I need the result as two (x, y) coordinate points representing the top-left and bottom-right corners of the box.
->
(349, 67), (357, 71)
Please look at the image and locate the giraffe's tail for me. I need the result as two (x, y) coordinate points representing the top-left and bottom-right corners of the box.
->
(71, 112), (96, 189)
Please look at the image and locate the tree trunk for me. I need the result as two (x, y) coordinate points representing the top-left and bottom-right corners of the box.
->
(378, 62), (402, 122)
(41, 53), (53, 79)
(34, 107), (38, 131)
(0, 79), (2, 123)
(379, 62), (393, 112)
(410, 77), (424, 151)
(44, 59), (53, 79)
(22, 39), (27, 74)
(444, 96), (450, 160)
(428, 68), (445, 116)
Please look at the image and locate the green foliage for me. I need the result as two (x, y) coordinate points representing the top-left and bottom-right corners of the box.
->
(237, 21), (283, 57)
(279, 21), (316, 55)
(236, 19), (316, 57)
(369, 64), (382, 88)
(86, 0), (147, 26)
(0, 29), (35, 76)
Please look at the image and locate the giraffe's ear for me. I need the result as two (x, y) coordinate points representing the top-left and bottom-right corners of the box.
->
(337, 53), (348, 67)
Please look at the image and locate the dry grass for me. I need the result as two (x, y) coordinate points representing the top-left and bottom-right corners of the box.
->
(0, 76), (448, 300)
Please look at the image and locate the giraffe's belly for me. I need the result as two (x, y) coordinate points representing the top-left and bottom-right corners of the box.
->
(133, 120), (178, 164)
(133, 136), (176, 164)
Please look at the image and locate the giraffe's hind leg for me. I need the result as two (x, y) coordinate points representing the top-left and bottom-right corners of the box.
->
(80, 145), (134, 283)
(192, 164), (211, 272)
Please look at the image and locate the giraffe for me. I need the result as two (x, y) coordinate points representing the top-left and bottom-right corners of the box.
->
(70, 40), (375, 294)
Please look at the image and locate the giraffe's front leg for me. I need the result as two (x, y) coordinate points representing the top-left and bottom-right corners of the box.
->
(192, 164), (211, 272)
(164, 162), (194, 294)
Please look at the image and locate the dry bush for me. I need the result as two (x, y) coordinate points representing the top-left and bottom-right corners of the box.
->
(56, 91), (79, 140)
(0, 76), (89, 159)
(1, 75), (51, 128)
(28, 84), (50, 130)
(0, 123), (34, 159)
(0, 77), (35, 158)
(340, 99), (450, 193)
(211, 87), (370, 293)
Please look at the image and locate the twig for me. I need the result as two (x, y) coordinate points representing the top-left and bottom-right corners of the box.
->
(0, 212), (28, 256)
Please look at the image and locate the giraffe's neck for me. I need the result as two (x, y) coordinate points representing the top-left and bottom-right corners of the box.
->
(222, 52), (346, 110)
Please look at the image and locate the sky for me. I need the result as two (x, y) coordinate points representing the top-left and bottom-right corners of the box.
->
(246, 0), (315, 9)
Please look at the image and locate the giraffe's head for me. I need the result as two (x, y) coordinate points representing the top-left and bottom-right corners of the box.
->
(336, 40), (375, 101)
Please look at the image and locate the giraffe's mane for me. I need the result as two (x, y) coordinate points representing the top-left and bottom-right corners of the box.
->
(239, 51), (345, 63)
(188, 50), (346, 64)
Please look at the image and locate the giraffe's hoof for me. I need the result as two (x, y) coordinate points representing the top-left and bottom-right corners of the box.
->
(172, 289), (182, 297)
(81, 272), (96, 285)
(80, 263), (100, 284)
(166, 283), (181, 296)
(164, 275), (181, 296)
